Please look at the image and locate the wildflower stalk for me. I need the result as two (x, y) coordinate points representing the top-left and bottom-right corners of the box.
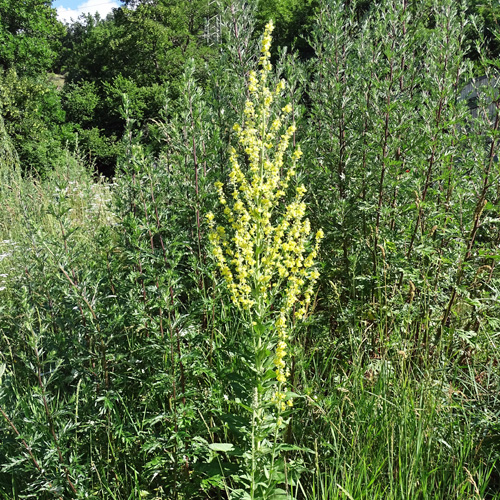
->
(207, 20), (323, 498)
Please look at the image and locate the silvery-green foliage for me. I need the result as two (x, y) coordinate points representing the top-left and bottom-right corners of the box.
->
(306, 0), (499, 357)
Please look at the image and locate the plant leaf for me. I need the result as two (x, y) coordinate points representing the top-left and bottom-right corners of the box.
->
(208, 443), (235, 452)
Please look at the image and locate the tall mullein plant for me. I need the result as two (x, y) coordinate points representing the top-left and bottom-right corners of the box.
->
(207, 21), (323, 500)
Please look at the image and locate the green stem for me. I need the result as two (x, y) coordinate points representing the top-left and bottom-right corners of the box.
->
(251, 385), (257, 500)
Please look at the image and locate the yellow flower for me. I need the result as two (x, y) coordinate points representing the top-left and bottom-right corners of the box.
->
(292, 146), (303, 160)
(207, 18), (322, 409)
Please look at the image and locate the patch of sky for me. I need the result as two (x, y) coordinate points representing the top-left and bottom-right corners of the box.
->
(53, 0), (121, 24)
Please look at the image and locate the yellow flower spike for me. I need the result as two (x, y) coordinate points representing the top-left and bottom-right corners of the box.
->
(207, 20), (322, 412)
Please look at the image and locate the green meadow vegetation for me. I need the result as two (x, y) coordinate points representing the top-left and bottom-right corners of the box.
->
(1, 0), (500, 498)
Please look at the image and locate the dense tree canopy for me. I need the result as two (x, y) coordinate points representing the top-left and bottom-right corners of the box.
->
(0, 0), (64, 75)
(61, 0), (215, 87)
(255, 0), (317, 57)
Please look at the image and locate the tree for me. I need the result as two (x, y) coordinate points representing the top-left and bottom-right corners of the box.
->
(0, 68), (72, 174)
(255, 0), (318, 58)
(61, 0), (216, 88)
(57, 0), (218, 175)
(0, 0), (64, 75)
